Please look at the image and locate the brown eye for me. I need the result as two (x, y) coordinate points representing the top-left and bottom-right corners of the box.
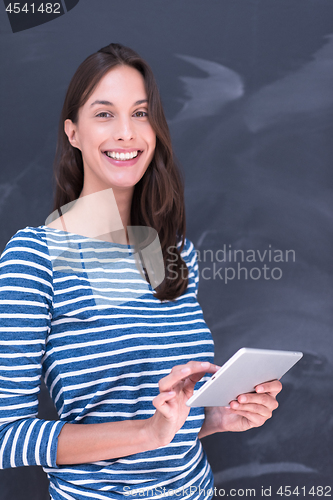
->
(97, 112), (111, 118)
(134, 111), (148, 118)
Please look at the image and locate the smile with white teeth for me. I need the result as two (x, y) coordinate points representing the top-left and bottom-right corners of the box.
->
(105, 151), (139, 160)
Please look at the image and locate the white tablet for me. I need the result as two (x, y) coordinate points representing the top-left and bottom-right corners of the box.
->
(186, 347), (303, 407)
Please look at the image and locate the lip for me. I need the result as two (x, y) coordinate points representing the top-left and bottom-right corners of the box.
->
(102, 149), (143, 167)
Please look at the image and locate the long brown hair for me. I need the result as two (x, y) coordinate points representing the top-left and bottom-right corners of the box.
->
(52, 43), (189, 301)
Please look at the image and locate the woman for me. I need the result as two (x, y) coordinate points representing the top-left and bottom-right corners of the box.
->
(0, 43), (281, 499)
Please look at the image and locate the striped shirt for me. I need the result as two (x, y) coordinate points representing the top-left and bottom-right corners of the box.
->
(0, 226), (215, 499)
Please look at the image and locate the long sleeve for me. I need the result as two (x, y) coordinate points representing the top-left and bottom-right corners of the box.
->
(0, 227), (66, 469)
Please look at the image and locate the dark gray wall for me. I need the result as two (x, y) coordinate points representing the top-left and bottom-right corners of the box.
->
(0, 0), (332, 498)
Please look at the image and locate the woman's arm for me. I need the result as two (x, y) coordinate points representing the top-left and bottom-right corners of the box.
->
(56, 419), (154, 464)
(0, 229), (66, 469)
(57, 361), (219, 464)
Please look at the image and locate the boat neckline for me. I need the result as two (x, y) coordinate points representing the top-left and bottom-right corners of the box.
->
(40, 225), (132, 248)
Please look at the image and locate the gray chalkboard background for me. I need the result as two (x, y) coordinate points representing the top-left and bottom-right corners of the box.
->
(0, 1), (332, 498)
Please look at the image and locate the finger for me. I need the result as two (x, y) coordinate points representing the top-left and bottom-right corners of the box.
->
(255, 379), (282, 397)
(159, 361), (219, 393)
(230, 400), (274, 418)
(235, 393), (279, 411)
(228, 408), (269, 428)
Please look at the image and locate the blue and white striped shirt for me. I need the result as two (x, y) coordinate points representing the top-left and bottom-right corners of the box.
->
(0, 226), (215, 499)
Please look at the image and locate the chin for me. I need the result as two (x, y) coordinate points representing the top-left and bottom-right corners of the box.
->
(106, 179), (139, 190)
(111, 173), (146, 187)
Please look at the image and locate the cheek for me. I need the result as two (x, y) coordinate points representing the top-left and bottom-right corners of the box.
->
(148, 128), (157, 151)
(79, 123), (105, 145)
(142, 122), (156, 147)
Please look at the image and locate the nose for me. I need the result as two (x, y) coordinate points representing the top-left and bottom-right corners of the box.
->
(113, 115), (135, 142)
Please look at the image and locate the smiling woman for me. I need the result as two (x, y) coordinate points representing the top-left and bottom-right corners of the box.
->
(0, 43), (282, 500)
(52, 43), (188, 300)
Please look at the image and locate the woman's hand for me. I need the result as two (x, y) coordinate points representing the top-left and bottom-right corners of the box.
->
(145, 361), (219, 448)
(198, 380), (282, 438)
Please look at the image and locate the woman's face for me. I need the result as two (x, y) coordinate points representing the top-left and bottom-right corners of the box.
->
(64, 65), (156, 196)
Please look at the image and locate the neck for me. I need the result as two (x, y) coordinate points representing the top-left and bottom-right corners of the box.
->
(60, 186), (134, 244)
(109, 186), (133, 230)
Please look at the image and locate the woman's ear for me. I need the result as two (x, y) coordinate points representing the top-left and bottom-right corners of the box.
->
(64, 119), (81, 150)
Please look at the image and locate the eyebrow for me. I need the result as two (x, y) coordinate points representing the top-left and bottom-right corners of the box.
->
(90, 99), (148, 107)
